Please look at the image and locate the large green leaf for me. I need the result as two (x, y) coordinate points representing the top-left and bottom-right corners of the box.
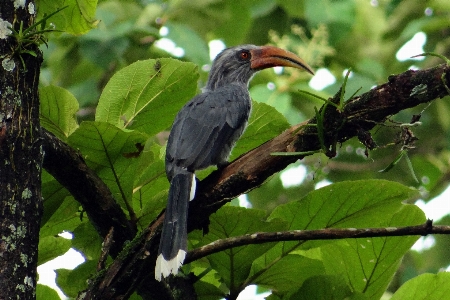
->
(194, 281), (227, 300)
(265, 180), (422, 257)
(288, 275), (368, 300)
(40, 85), (79, 141)
(68, 121), (147, 212)
(244, 180), (424, 297)
(37, 0), (99, 35)
(252, 254), (324, 293)
(200, 206), (288, 291)
(321, 205), (425, 299)
(268, 180), (420, 230)
(132, 142), (168, 228)
(390, 272), (450, 300)
(95, 58), (198, 136)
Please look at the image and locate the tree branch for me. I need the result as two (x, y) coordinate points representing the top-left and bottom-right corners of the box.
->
(186, 220), (449, 263)
(189, 63), (450, 231)
(42, 63), (450, 299)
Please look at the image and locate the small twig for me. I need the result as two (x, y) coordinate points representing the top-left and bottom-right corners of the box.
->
(97, 227), (115, 271)
(186, 220), (446, 263)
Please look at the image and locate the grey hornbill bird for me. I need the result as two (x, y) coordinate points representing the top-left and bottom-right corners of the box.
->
(155, 45), (314, 281)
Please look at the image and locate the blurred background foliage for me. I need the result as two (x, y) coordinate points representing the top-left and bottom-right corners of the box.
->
(37, 0), (450, 298)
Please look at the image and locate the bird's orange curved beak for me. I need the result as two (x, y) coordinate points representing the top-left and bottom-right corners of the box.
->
(250, 46), (314, 75)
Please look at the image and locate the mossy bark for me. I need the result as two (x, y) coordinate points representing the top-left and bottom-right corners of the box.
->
(0, 1), (43, 299)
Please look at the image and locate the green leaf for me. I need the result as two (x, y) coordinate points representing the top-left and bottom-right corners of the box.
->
(194, 280), (227, 300)
(268, 180), (420, 230)
(40, 85), (79, 141)
(133, 142), (166, 190)
(314, 106), (325, 152)
(68, 122), (146, 169)
(36, 0), (99, 35)
(38, 235), (72, 265)
(68, 121), (147, 212)
(288, 275), (368, 300)
(36, 284), (60, 300)
(252, 254), (324, 293)
(320, 205), (425, 299)
(379, 150), (406, 173)
(246, 180), (423, 297)
(129, 292), (145, 300)
(266, 294), (282, 300)
(200, 206), (287, 291)
(95, 58), (198, 136)
(391, 272), (450, 300)
(132, 142), (168, 227)
(231, 101), (290, 160)
(56, 260), (96, 298)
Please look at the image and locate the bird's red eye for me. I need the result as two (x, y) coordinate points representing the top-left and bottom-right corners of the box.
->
(240, 51), (250, 60)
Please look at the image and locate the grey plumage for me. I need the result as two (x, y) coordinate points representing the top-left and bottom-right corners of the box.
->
(206, 45), (259, 90)
(165, 83), (251, 179)
(156, 44), (313, 281)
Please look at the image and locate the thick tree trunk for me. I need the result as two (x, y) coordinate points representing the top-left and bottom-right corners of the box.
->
(0, 1), (43, 299)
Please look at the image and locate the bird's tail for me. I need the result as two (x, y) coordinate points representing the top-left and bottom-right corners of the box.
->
(155, 169), (196, 281)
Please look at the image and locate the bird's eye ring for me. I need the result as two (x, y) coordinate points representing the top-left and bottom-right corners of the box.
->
(239, 51), (250, 60)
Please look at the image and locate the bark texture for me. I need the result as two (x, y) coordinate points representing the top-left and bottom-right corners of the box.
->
(0, 1), (43, 299)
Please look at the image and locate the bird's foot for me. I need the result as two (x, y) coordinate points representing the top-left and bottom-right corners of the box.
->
(217, 161), (230, 170)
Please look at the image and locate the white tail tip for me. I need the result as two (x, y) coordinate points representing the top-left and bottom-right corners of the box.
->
(155, 250), (186, 281)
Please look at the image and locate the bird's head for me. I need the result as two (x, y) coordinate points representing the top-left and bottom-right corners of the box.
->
(206, 44), (314, 90)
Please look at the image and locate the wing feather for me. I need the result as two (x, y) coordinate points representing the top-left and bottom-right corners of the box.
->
(165, 84), (251, 179)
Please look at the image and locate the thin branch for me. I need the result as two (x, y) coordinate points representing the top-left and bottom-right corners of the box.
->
(97, 227), (115, 272)
(186, 220), (449, 263)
